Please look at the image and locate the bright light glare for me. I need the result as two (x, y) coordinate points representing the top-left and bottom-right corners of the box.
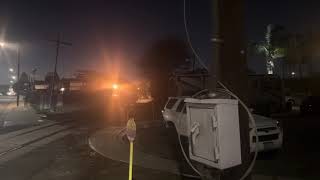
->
(11, 76), (16, 80)
(9, 68), (13, 72)
(9, 80), (13, 83)
(60, 87), (65, 92)
(291, 72), (295, 75)
(0, 42), (4, 47)
(112, 84), (119, 90)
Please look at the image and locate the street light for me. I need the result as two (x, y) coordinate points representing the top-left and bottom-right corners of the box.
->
(9, 68), (14, 72)
(291, 72), (295, 76)
(0, 41), (21, 106)
(112, 83), (119, 90)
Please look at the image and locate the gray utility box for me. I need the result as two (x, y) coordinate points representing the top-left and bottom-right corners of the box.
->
(185, 98), (242, 169)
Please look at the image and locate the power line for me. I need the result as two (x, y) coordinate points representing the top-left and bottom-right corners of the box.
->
(183, 0), (209, 71)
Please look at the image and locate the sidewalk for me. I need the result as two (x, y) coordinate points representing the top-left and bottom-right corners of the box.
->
(89, 122), (181, 175)
(89, 122), (304, 180)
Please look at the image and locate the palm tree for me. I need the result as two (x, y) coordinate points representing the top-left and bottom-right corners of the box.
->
(256, 24), (287, 74)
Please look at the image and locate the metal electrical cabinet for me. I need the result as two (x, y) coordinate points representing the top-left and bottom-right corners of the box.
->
(185, 98), (242, 170)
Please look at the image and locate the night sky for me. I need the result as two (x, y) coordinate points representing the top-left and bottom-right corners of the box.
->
(0, 0), (319, 84)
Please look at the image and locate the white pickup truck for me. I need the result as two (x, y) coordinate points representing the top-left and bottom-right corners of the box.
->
(162, 97), (283, 152)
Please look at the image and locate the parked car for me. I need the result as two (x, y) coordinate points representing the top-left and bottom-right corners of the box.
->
(249, 114), (283, 152)
(162, 97), (283, 152)
(300, 96), (320, 115)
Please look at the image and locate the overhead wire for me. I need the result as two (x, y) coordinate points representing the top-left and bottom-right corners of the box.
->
(182, 1), (259, 179)
(183, 0), (209, 71)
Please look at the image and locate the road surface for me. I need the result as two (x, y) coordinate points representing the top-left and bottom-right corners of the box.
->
(0, 95), (318, 180)
(0, 96), (75, 179)
(0, 96), (179, 180)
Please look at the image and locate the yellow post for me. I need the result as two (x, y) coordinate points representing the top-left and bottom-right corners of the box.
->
(126, 117), (136, 180)
(128, 141), (134, 180)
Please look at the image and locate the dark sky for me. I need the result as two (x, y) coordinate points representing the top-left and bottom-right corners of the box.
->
(0, 0), (319, 84)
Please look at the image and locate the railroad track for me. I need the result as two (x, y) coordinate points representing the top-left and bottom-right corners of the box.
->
(0, 119), (75, 164)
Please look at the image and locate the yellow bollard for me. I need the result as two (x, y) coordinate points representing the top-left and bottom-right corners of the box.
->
(129, 141), (134, 180)
(126, 117), (136, 180)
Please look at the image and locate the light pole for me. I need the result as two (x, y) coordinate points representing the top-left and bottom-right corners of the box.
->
(16, 46), (20, 106)
(0, 41), (21, 106)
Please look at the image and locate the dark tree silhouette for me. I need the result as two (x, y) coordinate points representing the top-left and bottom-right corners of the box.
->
(13, 72), (30, 94)
(19, 72), (29, 84)
(140, 37), (190, 104)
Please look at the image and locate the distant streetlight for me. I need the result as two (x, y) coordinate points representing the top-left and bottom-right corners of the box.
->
(0, 41), (21, 106)
(9, 68), (14, 72)
(291, 72), (295, 76)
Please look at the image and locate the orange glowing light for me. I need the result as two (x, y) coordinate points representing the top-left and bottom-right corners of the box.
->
(112, 84), (119, 90)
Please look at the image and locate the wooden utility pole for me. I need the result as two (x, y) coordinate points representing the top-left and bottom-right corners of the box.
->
(49, 33), (72, 111)
(210, 0), (251, 179)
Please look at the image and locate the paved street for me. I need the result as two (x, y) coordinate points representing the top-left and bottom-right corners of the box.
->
(0, 96), (180, 180)
(0, 96), (76, 179)
(0, 96), (39, 133)
(0, 95), (319, 180)
(88, 120), (309, 180)
(89, 109), (320, 180)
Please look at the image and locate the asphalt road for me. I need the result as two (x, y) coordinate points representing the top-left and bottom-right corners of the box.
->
(0, 95), (318, 180)
(0, 96), (42, 134)
(0, 99), (181, 180)
(0, 96), (20, 131)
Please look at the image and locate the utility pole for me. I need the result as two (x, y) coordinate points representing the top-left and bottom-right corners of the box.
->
(209, 0), (221, 91)
(16, 47), (20, 107)
(49, 33), (72, 111)
(210, 0), (251, 179)
(31, 68), (37, 91)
